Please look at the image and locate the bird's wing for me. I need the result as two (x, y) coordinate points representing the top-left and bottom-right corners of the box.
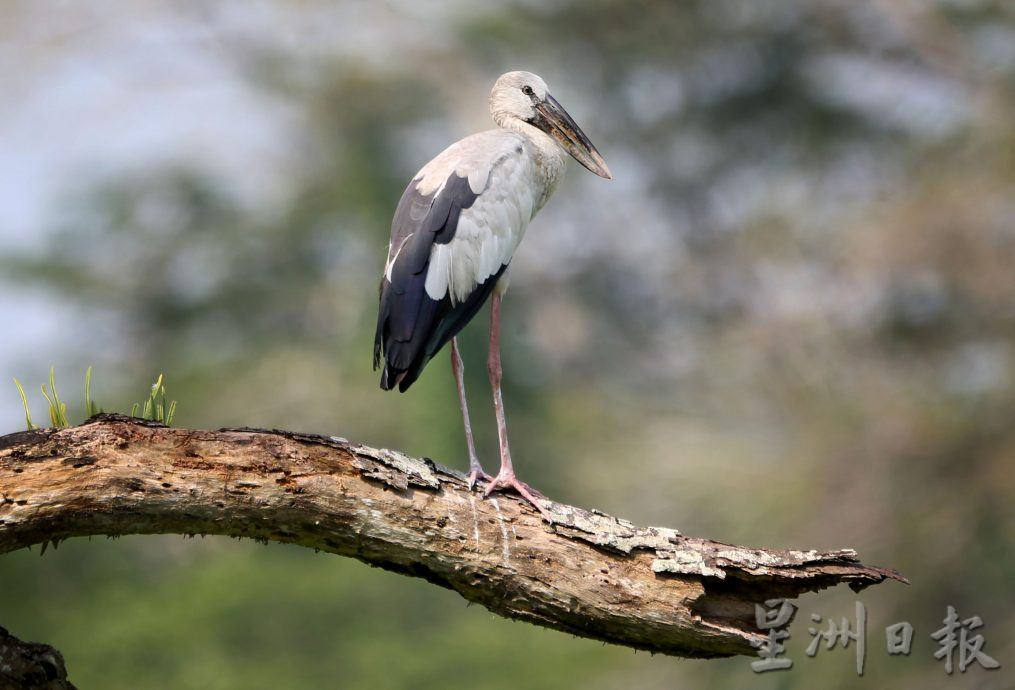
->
(375, 131), (533, 391)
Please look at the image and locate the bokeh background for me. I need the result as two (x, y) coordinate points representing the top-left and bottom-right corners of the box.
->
(1, 1), (1012, 688)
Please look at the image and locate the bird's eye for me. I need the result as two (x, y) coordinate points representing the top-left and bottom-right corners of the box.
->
(521, 85), (535, 97)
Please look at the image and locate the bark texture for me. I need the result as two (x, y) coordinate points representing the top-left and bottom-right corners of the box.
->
(0, 626), (75, 690)
(0, 414), (905, 662)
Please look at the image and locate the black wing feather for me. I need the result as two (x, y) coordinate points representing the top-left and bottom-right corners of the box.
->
(374, 173), (502, 392)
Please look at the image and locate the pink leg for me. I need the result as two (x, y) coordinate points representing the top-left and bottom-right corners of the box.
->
(451, 338), (491, 489)
(482, 294), (553, 523)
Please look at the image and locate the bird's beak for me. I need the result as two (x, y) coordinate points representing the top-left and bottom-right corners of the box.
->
(535, 94), (612, 179)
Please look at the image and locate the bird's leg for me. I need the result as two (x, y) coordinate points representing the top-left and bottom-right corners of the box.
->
(483, 294), (553, 523)
(451, 338), (491, 489)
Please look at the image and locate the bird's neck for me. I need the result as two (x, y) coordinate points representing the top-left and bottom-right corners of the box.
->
(499, 118), (567, 212)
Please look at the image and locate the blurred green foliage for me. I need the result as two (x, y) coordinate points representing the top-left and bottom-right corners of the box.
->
(1, 1), (1013, 688)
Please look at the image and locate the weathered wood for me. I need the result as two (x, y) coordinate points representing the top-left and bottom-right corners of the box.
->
(0, 414), (905, 660)
(0, 626), (76, 690)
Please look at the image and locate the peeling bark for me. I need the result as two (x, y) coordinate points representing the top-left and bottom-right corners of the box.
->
(0, 414), (905, 665)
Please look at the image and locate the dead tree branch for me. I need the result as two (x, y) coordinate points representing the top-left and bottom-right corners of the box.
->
(0, 626), (75, 690)
(0, 413), (904, 664)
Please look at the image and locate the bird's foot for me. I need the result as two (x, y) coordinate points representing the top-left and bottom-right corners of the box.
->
(466, 465), (494, 491)
(484, 471), (553, 524)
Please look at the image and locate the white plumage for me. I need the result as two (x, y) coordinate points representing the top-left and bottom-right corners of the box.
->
(421, 130), (548, 305)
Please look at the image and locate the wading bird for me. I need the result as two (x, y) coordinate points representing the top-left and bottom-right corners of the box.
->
(373, 71), (611, 521)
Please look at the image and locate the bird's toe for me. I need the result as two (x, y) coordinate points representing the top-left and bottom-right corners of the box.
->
(466, 467), (494, 491)
(484, 473), (553, 523)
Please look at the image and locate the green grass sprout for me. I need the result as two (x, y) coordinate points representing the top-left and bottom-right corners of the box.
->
(131, 374), (177, 426)
(11, 367), (175, 430)
(84, 366), (101, 417)
(13, 378), (36, 430)
(39, 367), (69, 427)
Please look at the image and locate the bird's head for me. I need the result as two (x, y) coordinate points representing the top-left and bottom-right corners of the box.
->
(490, 71), (612, 180)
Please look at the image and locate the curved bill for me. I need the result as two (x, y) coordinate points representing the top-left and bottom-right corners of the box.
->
(534, 94), (612, 179)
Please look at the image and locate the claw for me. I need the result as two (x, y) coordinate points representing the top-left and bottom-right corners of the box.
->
(484, 472), (554, 524)
(466, 466), (494, 491)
